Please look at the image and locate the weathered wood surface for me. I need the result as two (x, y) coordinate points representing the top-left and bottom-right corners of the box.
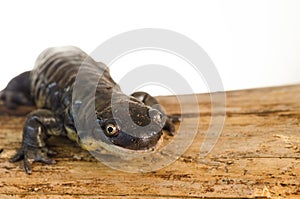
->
(0, 85), (299, 198)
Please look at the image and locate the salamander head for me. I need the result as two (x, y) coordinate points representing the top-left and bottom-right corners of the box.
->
(96, 100), (166, 150)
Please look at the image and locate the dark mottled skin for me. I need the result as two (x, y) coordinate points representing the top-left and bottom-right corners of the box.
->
(1, 46), (176, 174)
(0, 72), (34, 109)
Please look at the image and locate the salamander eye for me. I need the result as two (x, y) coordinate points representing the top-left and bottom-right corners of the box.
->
(105, 124), (119, 137)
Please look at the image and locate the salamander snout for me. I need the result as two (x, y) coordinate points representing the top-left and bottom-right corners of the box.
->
(148, 108), (165, 127)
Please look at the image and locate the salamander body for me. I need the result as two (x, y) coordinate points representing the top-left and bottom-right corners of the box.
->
(0, 46), (175, 174)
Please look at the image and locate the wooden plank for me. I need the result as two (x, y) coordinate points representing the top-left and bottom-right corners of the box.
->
(0, 85), (299, 198)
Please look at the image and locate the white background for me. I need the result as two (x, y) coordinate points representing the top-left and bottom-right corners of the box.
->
(0, 0), (299, 95)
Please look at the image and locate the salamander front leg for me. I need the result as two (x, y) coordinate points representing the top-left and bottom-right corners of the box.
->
(131, 91), (180, 136)
(9, 109), (65, 174)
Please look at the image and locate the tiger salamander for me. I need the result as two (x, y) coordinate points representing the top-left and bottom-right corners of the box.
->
(0, 46), (175, 174)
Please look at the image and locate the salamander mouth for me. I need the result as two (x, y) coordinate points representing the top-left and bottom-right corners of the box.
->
(110, 132), (164, 152)
(110, 130), (163, 151)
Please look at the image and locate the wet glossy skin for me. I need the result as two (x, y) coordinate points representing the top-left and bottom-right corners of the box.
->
(0, 46), (175, 174)
(96, 100), (166, 150)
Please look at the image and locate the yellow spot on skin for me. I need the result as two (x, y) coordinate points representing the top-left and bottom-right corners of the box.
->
(65, 127), (79, 143)
(79, 137), (103, 151)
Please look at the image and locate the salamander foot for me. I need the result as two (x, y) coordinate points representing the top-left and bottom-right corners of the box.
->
(9, 146), (56, 174)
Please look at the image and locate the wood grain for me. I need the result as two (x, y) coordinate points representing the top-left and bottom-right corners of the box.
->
(0, 85), (299, 198)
